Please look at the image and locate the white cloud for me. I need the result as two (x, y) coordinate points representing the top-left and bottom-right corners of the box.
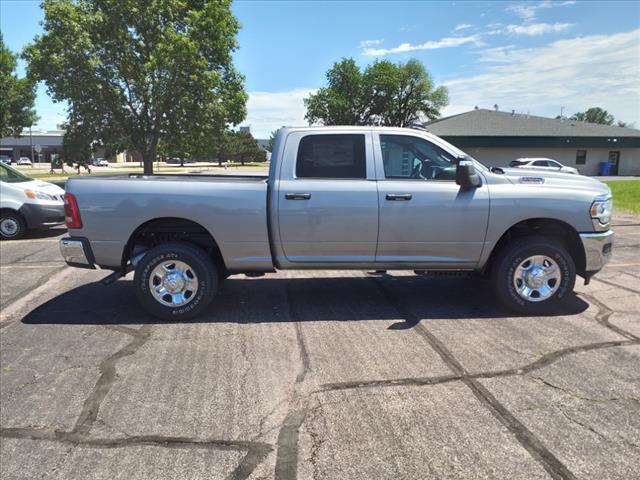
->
(244, 89), (316, 138)
(507, 1), (576, 22)
(453, 23), (472, 32)
(359, 39), (383, 48)
(444, 29), (640, 124)
(362, 34), (482, 56)
(504, 22), (572, 36)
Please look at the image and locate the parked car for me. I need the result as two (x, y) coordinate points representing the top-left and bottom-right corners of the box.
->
(17, 157), (33, 166)
(509, 158), (579, 174)
(93, 158), (109, 167)
(0, 155), (12, 165)
(60, 126), (613, 320)
(0, 163), (65, 239)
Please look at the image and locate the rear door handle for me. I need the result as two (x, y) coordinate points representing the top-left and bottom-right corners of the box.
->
(385, 193), (412, 201)
(285, 193), (311, 200)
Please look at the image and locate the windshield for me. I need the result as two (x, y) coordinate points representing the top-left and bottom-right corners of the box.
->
(0, 163), (33, 183)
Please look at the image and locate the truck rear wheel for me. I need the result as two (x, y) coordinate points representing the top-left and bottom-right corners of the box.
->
(134, 242), (218, 320)
(491, 236), (575, 315)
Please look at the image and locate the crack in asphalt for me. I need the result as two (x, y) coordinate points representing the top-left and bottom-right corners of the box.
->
(1, 318), (274, 480)
(372, 278), (581, 480)
(273, 283), (311, 480)
(579, 292), (640, 341)
(1, 426), (272, 451)
(71, 325), (153, 436)
(593, 277), (640, 296)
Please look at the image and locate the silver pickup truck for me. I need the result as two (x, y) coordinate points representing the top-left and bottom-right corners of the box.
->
(60, 127), (614, 319)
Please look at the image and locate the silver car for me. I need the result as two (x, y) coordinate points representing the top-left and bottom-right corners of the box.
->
(509, 158), (579, 174)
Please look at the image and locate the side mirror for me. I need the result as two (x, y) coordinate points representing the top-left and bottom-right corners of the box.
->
(456, 157), (482, 189)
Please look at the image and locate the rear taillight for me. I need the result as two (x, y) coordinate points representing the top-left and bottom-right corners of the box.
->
(64, 192), (82, 229)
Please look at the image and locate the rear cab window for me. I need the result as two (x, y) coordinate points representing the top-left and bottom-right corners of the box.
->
(296, 134), (366, 179)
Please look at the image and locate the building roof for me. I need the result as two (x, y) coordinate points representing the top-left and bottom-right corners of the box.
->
(424, 109), (640, 138)
(0, 130), (65, 148)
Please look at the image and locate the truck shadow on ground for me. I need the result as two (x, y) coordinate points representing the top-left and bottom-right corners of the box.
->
(22, 274), (589, 326)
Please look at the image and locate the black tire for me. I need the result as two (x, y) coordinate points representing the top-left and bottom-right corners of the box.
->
(134, 242), (218, 320)
(491, 236), (576, 315)
(0, 211), (27, 240)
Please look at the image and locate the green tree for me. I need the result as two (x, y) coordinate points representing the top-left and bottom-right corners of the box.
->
(0, 33), (37, 138)
(24, 0), (247, 174)
(266, 129), (278, 152)
(304, 58), (448, 127)
(570, 107), (615, 125)
(230, 130), (266, 165)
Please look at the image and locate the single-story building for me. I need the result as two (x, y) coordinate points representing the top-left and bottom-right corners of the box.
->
(424, 109), (640, 176)
(0, 130), (64, 163)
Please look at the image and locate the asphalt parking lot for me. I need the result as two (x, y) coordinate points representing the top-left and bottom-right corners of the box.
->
(1, 215), (638, 480)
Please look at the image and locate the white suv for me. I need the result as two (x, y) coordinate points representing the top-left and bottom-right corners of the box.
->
(509, 158), (579, 174)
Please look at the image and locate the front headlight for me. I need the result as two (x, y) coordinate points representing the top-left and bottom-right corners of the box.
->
(25, 190), (55, 201)
(590, 195), (612, 230)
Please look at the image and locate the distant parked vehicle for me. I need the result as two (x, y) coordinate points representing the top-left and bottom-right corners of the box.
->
(0, 155), (11, 165)
(0, 163), (65, 239)
(166, 157), (196, 165)
(17, 157), (33, 166)
(94, 159), (109, 167)
(509, 158), (579, 174)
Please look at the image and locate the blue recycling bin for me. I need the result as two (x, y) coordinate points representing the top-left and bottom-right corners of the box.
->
(599, 162), (613, 176)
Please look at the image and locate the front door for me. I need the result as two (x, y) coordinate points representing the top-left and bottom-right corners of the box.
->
(374, 133), (489, 267)
(608, 151), (620, 176)
(277, 132), (379, 263)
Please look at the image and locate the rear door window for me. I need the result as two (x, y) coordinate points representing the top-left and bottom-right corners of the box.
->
(296, 134), (366, 179)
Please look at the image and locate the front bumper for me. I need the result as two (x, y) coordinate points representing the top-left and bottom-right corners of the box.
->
(59, 237), (96, 269)
(18, 203), (65, 229)
(580, 230), (614, 274)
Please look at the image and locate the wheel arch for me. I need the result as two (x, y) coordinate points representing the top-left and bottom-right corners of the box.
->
(121, 217), (226, 273)
(483, 218), (586, 276)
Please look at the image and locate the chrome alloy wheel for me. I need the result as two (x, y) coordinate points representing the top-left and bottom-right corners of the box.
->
(149, 260), (199, 307)
(513, 255), (561, 302)
(0, 218), (19, 237)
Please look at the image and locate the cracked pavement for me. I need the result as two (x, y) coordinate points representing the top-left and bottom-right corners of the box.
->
(1, 214), (639, 479)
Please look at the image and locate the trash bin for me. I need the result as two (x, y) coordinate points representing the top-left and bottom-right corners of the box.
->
(599, 162), (613, 176)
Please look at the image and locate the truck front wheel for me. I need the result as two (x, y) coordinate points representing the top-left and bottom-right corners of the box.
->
(491, 236), (576, 315)
(134, 242), (218, 320)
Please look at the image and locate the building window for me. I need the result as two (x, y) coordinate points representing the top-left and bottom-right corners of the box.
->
(576, 150), (587, 165)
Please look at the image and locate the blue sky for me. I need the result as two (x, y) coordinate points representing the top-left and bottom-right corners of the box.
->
(2, 0), (639, 137)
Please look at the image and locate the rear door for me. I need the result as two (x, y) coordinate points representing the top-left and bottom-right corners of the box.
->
(275, 131), (379, 263)
(374, 133), (489, 267)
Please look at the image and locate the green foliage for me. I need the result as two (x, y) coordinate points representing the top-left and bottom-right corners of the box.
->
(569, 107), (615, 125)
(227, 130), (266, 165)
(24, 0), (247, 174)
(0, 33), (37, 138)
(304, 58), (448, 127)
(267, 130), (278, 152)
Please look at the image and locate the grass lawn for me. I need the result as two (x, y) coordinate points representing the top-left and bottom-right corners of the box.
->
(604, 180), (640, 215)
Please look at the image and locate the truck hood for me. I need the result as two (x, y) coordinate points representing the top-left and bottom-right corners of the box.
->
(496, 168), (611, 196)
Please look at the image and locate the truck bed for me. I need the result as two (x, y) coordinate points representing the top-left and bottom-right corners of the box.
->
(65, 173), (273, 272)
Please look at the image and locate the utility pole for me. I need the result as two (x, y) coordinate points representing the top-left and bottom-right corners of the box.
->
(560, 106), (565, 120)
(29, 125), (34, 162)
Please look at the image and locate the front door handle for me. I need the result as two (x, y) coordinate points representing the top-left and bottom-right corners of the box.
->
(285, 193), (311, 200)
(386, 193), (412, 201)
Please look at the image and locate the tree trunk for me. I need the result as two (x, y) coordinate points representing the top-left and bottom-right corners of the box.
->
(240, 154), (245, 166)
(142, 152), (154, 174)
